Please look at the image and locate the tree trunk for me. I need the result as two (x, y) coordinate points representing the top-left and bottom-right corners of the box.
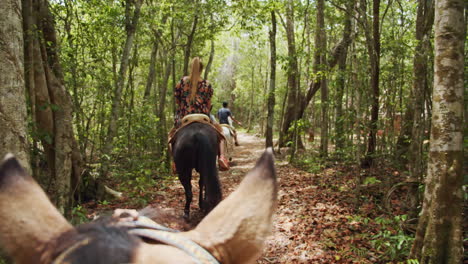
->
(101, 0), (143, 181)
(143, 36), (159, 100)
(334, 0), (354, 151)
(407, 0), (435, 217)
(361, 0), (381, 168)
(22, 0), (83, 213)
(0, 0), (30, 172)
(204, 39), (215, 80)
(266, 11), (276, 149)
(183, 13), (199, 76)
(278, 0), (299, 147)
(247, 67), (255, 132)
(144, 15), (168, 100)
(316, 0), (328, 157)
(409, 0), (464, 262)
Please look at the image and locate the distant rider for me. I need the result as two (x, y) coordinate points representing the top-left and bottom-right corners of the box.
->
(217, 102), (241, 146)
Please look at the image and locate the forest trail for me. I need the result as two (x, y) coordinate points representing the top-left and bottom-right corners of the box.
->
(137, 132), (381, 264)
(89, 132), (389, 263)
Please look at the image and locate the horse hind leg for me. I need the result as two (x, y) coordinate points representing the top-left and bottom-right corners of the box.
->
(199, 177), (205, 211)
(178, 169), (193, 219)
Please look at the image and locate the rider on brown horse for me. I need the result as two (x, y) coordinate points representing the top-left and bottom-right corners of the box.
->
(170, 57), (229, 171)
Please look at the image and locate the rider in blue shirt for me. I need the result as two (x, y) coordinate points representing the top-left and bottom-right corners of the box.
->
(217, 102), (242, 146)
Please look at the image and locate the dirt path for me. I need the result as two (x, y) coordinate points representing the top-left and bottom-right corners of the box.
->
(103, 132), (383, 263)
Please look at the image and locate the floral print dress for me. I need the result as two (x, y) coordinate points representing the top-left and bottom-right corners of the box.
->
(174, 77), (213, 128)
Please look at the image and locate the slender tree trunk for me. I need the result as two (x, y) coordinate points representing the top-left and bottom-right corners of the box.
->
(247, 67), (255, 132)
(279, 0), (299, 147)
(183, 13), (199, 76)
(266, 11), (276, 149)
(144, 15), (168, 100)
(144, 36), (159, 100)
(316, 0), (328, 157)
(0, 0), (30, 171)
(101, 0), (143, 180)
(335, 0), (354, 151)
(407, 0), (435, 217)
(410, 0), (464, 262)
(361, 0), (381, 168)
(158, 53), (174, 169)
(204, 39), (215, 80)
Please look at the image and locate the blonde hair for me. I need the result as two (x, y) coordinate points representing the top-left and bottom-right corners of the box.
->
(189, 57), (204, 101)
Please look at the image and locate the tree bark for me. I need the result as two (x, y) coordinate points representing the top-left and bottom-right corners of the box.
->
(278, 0), (299, 147)
(407, 0), (435, 217)
(22, 0), (83, 213)
(183, 13), (199, 76)
(265, 10), (276, 149)
(316, 0), (328, 157)
(360, 0), (381, 168)
(101, 0), (143, 180)
(409, 0), (464, 262)
(334, 0), (354, 151)
(144, 15), (168, 100)
(0, 0), (30, 172)
(204, 39), (215, 80)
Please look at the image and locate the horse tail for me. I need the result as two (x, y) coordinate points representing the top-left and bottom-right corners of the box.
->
(194, 132), (222, 212)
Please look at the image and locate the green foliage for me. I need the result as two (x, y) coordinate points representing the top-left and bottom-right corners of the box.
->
(70, 205), (89, 225)
(370, 215), (415, 261)
(363, 176), (382, 186)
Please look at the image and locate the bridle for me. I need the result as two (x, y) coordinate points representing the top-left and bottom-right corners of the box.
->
(123, 216), (220, 264)
(52, 216), (220, 264)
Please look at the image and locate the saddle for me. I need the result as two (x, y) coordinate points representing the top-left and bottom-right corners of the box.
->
(168, 114), (225, 147)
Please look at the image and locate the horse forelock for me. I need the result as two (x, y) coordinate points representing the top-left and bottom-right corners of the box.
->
(42, 217), (141, 264)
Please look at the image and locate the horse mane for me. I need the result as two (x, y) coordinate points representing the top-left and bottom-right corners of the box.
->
(41, 217), (140, 264)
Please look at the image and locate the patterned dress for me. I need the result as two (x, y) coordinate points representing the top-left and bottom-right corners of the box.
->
(174, 77), (213, 128)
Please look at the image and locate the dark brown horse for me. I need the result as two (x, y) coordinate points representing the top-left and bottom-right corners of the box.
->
(172, 122), (222, 219)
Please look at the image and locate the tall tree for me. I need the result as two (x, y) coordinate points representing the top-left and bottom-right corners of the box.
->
(407, 0), (435, 214)
(334, 0), (355, 151)
(278, 0), (299, 147)
(265, 9), (277, 149)
(22, 0), (83, 213)
(183, 11), (199, 76)
(316, 0), (328, 156)
(409, 0), (465, 262)
(101, 0), (143, 180)
(360, 0), (381, 168)
(0, 0), (30, 172)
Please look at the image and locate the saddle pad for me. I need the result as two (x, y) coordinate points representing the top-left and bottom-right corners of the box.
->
(168, 114), (225, 145)
(181, 113), (211, 124)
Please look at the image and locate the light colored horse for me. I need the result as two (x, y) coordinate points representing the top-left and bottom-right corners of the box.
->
(221, 124), (235, 161)
(0, 150), (277, 264)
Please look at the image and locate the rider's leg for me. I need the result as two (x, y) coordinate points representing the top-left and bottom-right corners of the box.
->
(218, 139), (230, 171)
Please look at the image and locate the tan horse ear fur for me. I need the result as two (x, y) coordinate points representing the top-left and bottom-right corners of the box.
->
(184, 148), (277, 264)
(0, 154), (72, 264)
(0, 149), (277, 264)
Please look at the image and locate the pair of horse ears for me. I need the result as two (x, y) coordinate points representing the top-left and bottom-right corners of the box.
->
(0, 149), (277, 264)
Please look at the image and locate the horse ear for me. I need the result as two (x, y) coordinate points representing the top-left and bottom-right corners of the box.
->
(185, 148), (277, 263)
(0, 154), (72, 263)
